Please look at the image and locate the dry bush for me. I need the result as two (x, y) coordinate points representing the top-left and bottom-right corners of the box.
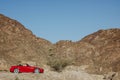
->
(47, 54), (72, 72)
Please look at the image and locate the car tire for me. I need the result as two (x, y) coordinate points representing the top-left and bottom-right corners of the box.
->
(34, 68), (40, 73)
(14, 68), (19, 73)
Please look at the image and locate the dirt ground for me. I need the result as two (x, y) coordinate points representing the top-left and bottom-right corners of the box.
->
(0, 70), (104, 80)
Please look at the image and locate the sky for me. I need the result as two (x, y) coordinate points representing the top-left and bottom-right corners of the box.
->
(0, 0), (120, 43)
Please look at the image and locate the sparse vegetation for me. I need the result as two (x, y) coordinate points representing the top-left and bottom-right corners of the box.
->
(49, 59), (70, 72)
(47, 54), (72, 72)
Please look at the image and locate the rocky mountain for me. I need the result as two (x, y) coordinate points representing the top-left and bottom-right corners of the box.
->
(0, 14), (53, 70)
(52, 29), (120, 74)
(0, 14), (120, 76)
(80, 29), (120, 73)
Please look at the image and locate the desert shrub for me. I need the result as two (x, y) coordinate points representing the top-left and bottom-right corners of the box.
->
(50, 59), (69, 71)
(47, 54), (72, 72)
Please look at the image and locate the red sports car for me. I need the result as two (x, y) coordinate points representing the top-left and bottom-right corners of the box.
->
(10, 64), (44, 73)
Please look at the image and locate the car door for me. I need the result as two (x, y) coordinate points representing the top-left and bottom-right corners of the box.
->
(18, 66), (25, 72)
(24, 65), (34, 72)
(22, 66), (30, 72)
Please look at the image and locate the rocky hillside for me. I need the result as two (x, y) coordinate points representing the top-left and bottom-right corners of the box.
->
(52, 29), (120, 74)
(0, 14), (120, 76)
(80, 29), (120, 73)
(0, 14), (53, 70)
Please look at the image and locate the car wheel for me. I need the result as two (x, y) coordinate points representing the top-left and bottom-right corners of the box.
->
(14, 68), (19, 73)
(34, 68), (40, 73)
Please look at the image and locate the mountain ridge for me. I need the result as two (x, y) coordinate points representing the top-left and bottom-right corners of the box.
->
(0, 14), (120, 75)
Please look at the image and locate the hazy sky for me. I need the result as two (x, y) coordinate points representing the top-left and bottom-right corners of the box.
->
(0, 0), (120, 43)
